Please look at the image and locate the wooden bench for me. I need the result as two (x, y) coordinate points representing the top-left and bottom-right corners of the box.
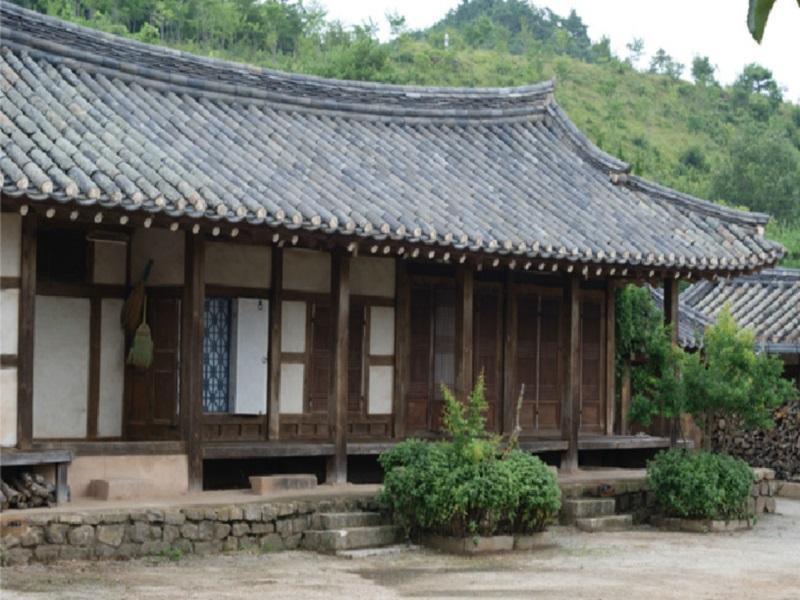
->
(0, 449), (72, 504)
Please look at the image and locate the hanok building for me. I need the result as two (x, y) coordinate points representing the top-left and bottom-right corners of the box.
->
(675, 269), (800, 387)
(0, 3), (784, 498)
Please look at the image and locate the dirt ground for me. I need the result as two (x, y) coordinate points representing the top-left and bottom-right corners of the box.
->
(2, 499), (799, 600)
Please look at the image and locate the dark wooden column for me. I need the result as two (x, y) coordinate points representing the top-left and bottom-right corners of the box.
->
(604, 281), (616, 436)
(393, 258), (409, 439)
(502, 272), (517, 435)
(267, 247), (283, 440)
(327, 250), (349, 484)
(560, 274), (581, 472)
(455, 265), (474, 401)
(663, 278), (679, 442)
(17, 213), (36, 450)
(663, 279), (679, 345)
(180, 233), (205, 491)
(87, 297), (102, 439)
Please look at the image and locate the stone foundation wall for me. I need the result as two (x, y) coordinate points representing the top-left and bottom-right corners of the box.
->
(1, 494), (379, 566)
(749, 468), (778, 515)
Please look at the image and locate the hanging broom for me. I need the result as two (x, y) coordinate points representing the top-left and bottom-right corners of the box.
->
(127, 295), (153, 369)
(121, 259), (153, 336)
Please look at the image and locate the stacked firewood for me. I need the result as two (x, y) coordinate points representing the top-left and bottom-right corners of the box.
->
(0, 472), (56, 510)
(712, 400), (800, 481)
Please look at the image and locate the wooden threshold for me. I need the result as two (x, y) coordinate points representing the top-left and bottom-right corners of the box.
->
(30, 441), (186, 456)
(578, 435), (678, 451)
(202, 442), (335, 460)
(1, 448), (72, 466)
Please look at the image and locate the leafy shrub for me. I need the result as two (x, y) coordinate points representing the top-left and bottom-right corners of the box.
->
(647, 449), (753, 520)
(378, 375), (560, 537)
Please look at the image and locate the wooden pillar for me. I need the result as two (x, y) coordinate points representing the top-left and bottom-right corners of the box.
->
(502, 272), (517, 435)
(455, 265), (474, 401)
(180, 234), (205, 492)
(393, 258), (409, 439)
(604, 281), (616, 436)
(663, 278), (679, 443)
(87, 296), (101, 439)
(560, 274), (581, 472)
(17, 214), (36, 450)
(267, 247), (283, 440)
(327, 250), (349, 484)
(620, 362), (631, 435)
(663, 279), (679, 346)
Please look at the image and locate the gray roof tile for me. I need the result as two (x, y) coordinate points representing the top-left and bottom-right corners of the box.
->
(0, 2), (783, 273)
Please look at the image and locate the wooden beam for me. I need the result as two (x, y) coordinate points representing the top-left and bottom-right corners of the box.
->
(17, 214), (36, 450)
(393, 258), (409, 439)
(560, 274), (581, 472)
(327, 250), (349, 484)
(605, 281), (616, 436)
(502, 271), (517, 435)
(180, 233), (205, 491)
(86, 297), (101, 439)
(267, 247), (283, 440)
(455, 265), (474, 401)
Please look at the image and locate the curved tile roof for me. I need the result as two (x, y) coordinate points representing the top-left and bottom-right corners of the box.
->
(0, 2), (784, 274)
(681, 268), (800, 353)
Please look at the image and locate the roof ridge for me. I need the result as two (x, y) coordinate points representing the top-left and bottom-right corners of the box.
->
(619, 176), (772, 227)
(0, 1), (555, 119)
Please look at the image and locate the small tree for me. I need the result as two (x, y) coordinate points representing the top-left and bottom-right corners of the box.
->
(683, 308), (796, 449)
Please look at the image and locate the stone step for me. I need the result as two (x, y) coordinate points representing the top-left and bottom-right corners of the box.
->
(249, 474), (317, 495)
(576, 514), (633, 533)
(302, 525), (402, 553)
(312, 512), (386, 530)
(561, 497), (616, 524)
(88, 478), (158, 501)
(336, 543), (420, 559)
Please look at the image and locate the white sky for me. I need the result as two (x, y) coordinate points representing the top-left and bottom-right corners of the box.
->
(320, 0), (800, 102)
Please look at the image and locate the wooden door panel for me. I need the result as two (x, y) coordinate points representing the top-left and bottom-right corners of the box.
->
(474, 289), (502, 432)
(308, 302), (331, 413)
(407, 287), (432, 432)
(538, 298), (561, 432)
(125, 296), (181, 439)
(347, 301), (365, 415)
(515, 295), (538, 432)
(580, 301), (604, 433)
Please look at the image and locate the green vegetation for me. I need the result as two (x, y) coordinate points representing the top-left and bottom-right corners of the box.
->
(647, 449), (753, 520)
(619, 295), (797, 446)
(13, 0), (800, 261)
(378, 375), (561, 538)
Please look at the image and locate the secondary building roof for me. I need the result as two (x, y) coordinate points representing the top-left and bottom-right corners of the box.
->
(649, 287), (710, 350)
(681, 268), (800, 354)
(0, 2), (784, 276)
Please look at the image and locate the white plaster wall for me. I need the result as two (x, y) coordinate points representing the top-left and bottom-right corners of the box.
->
(0, 288), (18, 355)
(351, 256), (395, 297)
(98, 298), (125, 437)
(206, 242), (271, 288)
(281, 300), (307, 353)
(131, 228), (184, 285)
(68, 454), (189, 498)
(279, 363), (304, 414)
(368, 365), (394, 414)
(0, 367), (17, 446)
(92, 241), (127, 285)
(369, 306), (395, 356)
(283, 249), (330, 293)
(1, 213), (21, 277)
(33, 296), (90, 439)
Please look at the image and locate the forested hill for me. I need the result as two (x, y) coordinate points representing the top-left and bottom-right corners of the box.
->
(10, 0), (800, 265)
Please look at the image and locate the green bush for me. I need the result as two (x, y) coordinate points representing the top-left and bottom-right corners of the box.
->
(378, 375), (561, 538)
(647, 449), (753, 520)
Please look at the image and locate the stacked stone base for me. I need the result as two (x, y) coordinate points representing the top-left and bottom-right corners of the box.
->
(749, 468), (778, 515)
(1, 494), (379, 566)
